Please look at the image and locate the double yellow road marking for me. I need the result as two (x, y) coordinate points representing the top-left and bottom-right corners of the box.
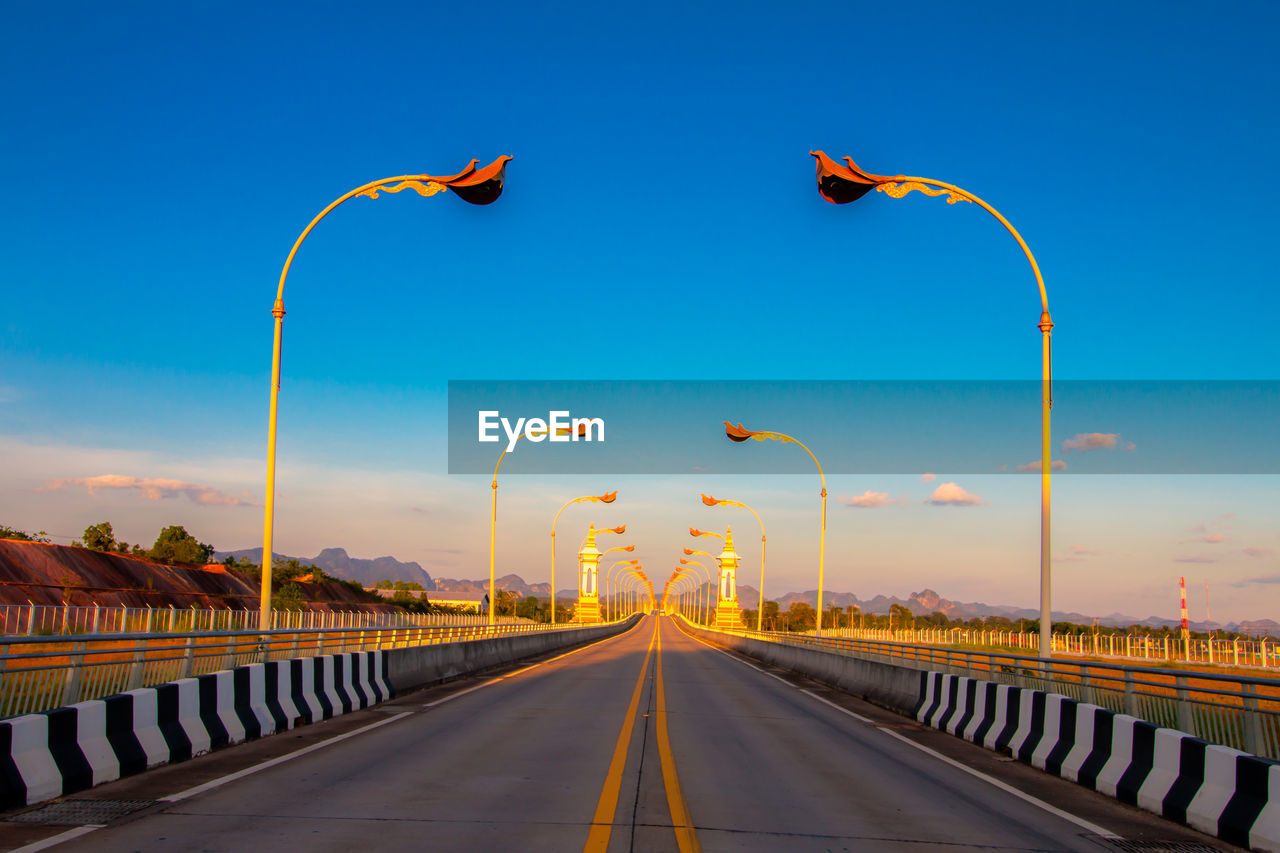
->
(585, 617), (701, 852)
(584, 621), (656, 851)
(655, 619), (700, 852)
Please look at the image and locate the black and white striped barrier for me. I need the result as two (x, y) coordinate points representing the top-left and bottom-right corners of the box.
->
(0, 651), (389, 810)
(915, 671), (1279, 850)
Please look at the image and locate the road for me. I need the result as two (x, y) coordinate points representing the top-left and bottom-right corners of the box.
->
(5, 615), (1235, 852)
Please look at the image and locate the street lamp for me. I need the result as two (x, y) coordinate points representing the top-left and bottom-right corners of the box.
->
(702, 493), (767, 631)
(551, 492), (617, 624)
(673, 568), (703, 623)
(260, 157), (511, 631)
(724, 422), (829, 635)
(604, 554), (639, 620)
(811, 150), (1054, 659)
(491, 425), (581, 625)
(678, 559), (712, 625)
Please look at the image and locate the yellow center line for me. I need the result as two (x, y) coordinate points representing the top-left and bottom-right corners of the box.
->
(655, 617), (701, 853)
(584, 618), (657, 852)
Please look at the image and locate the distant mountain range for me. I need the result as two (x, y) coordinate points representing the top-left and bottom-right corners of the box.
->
(214, 547), (435, 590)
(213, 546), (1278, 634)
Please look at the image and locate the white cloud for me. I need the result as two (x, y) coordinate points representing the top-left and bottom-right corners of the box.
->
(838, 491), (905, 509)
(45, 475), (256, 507)
(1015, 459), (1068, 472)
(1199, 534), (1228, 544)
(1062, 432), (1136, 452)
(1243, 547), (1275, 559)
(1175, 556), (1215, 564)
(920, 472), (936, 482)
(927, 482), (984, 506)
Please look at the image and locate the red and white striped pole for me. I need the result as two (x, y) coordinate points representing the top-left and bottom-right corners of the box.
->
(1180, 576), (1190, 660)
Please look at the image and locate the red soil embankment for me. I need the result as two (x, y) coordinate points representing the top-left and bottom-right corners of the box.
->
(0, 540), (396, 612)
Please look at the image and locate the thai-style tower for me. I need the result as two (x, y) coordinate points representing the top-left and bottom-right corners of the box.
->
(714, 526), (742, 629)
(575, 524), (602, 623)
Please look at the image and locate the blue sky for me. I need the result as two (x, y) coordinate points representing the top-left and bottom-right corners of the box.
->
(1, 2), (1277, 622)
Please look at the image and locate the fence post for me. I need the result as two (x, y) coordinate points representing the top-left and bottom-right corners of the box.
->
(91, 604), (101, 635)
(59, 640), (87, 706)
(181, 635), (196, 679)
(1080, 665), (1095, 706)
(1123, 668), (1138, 717)
(126, 635), (148, 690)
(1174, 674), (1195, 736)
(1242, 682), (1263, 755)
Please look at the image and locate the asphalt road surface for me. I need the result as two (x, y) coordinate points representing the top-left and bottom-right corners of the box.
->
(2, 615), (1236, 852)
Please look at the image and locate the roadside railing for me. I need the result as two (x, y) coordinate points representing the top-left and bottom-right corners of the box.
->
(0, 617), (626, 719)
(696, 621), (1280, 759)
(0, 603), (524, 637)
(821, 625), (1279, 669)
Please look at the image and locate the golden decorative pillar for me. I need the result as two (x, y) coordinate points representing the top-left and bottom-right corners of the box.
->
(575, 524), (602, 623)
(714, 526), (743, 629)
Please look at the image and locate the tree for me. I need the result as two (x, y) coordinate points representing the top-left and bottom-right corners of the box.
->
(516, 595), (541, 620)
(272, 583), (305, 611)
(889, 603), (914, 630)
(0, 524), (51, 543)
(149, 525), (214, 565)
(783, 602), (816, 632)
(82, 521), (118, 552)
(762, 600), (780, 631)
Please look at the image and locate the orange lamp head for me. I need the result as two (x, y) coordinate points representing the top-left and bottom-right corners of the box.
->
(445, 155), (512, 205)
(598, 491), (618, 503)
(724, 422), (759, 443)
(810, 150), (898, 205)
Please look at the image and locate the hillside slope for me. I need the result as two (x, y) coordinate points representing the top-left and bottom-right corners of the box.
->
(0, 540), (395, 611)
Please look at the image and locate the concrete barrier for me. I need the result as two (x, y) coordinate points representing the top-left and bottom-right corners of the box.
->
(384, 618), (637, 693)
(680, 622), (921, 715)
(0, 617), (638, 812)
(682, 622), (1280, 851)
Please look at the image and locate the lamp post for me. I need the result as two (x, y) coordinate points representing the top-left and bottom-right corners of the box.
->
(260, 157), (511, 632)
(603, 548), (636, 618)
(673, 568), (704, 623)
(811, 150), (1054, 659)
(724, 423), (829, 634)
(605, 557), (640, 620)
(620, 569), (645, 618)
(551, 492), (617, 624)
(491, 425), (587, 625)
(702, 493), (767, 631)
(678, 559), (712, 624)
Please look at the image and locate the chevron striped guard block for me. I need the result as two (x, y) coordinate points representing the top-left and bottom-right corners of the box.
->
(914, 670), (1280, 850)
(0, 650), (390, 810)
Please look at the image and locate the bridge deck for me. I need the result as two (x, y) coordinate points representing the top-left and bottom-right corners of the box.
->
(1, 615), (1234, 851)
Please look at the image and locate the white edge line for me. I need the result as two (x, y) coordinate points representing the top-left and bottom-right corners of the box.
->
(681, 621), (1120, 841)
(161, 711), (415, 803)
(8, 824), (103, 853)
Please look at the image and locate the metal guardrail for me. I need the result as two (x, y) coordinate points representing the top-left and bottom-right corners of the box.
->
(0, 618), (619, 719)
(696, 621), (1280, 759)
(0, 603), (524, 637)
(823, 625), (1280, 669)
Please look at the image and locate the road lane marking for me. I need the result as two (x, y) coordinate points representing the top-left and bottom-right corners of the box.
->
(654, 619), (702, 853)
(9, 826), (103, 853)
(805, 690), (1118, 839)
(678, 622), (1120, 841)
(584, 618), (658, 852)
(161, 711), (416, 803)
